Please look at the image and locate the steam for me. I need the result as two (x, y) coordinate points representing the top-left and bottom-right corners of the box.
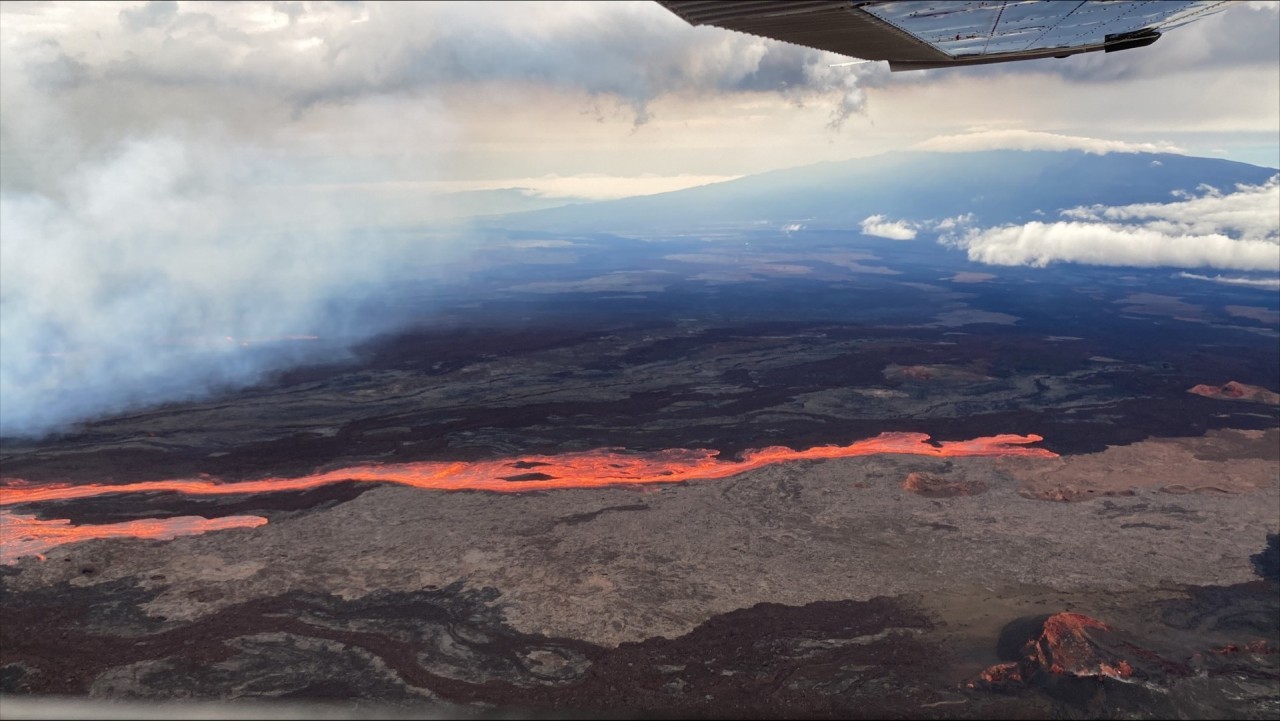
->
(0, 1), (884, 438)
(0, 135), (446, 437)
(0, 21), (453, 436)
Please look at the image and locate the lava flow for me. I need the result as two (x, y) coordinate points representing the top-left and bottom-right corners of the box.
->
(0, 432), (1055, 563)
(1, 433), (1055, 506)
(0, 511), (268, 565)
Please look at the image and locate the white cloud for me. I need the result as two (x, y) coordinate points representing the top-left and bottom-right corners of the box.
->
(1061, 176), (1279, 241)
(933, 213), (974, 231)
(860, 214), (917, 240)
(448, 173), (742, 201)
(0, 0), (880, 147)
(948, 177), (1280, 272)
(914, 129), (1185, 155)
(862, 212), (976, 239)
(957, 222), (1278, 271)
(1178, 272), (1280, 289)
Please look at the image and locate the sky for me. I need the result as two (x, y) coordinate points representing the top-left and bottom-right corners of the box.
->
(1, 0), (1278, 436)
(2, 1), (1278, 207)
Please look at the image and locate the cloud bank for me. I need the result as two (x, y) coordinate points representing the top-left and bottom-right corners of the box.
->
(1062, 176), (1280, 240)
(948, 177), (1280, 272)
(915, 129), (1185, 156)
(1, 1), (882, 145)
(957, 222), (1278, 271)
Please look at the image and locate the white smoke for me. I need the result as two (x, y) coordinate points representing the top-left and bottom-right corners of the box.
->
(0, 133), (454, 437)
(0, 1), (889, 438)
(0, 20), (464, 436)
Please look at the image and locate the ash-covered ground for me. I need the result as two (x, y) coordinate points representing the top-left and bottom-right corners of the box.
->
(3, 231), (1278, 718)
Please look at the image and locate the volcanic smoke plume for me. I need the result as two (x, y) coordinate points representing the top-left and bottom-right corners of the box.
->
(0, 134), (466, 438)
(0, 26), (460, 438)
(0, 433), (1054, 563)
(0, 1), (894, 440)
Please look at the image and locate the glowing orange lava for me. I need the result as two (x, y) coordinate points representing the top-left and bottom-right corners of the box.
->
(0, 432), (1055, 563)
(1, 433), (1054, 506)
(0, 511), (267, 565)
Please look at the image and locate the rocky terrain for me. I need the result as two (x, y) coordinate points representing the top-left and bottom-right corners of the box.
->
(1189, 381), (1280, 405)
(901, 471), (988, 497)
(2, 241), (1278, 718)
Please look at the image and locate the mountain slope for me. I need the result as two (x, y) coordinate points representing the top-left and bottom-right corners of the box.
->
(487, 150), (1278, 233)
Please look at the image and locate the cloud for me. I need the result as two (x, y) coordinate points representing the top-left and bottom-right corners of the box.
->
(1, 1), (879, 135)
(933, 213), (975, 231)
(444, 173), (742, 201)
(915, 129), (1185, 155)
(119, 0), (178, 32)
(946, 177), (1280, 271)
(943, 176), (1280, 272)
(1061, 176), (1280, 241)
(1178, 272), (1280, 290)
(860, 215), (917, 240)
(955, 222), (1279, 271)
(861, 212), (978, 240)
(800, 59), (881, 129)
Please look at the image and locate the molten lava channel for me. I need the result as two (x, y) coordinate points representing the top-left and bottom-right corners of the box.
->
(0, 432), (1054, 563)
(0, 513), (269, 565)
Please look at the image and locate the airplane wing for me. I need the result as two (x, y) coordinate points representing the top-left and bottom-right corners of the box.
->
(657, 1), (1228, 71)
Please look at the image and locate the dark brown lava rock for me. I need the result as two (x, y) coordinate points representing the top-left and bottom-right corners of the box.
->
(901, 471), (988, 498)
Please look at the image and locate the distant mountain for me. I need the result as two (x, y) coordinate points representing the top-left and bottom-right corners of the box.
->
(485, 150), (1278, 233)
(434, 188), (581, 219)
